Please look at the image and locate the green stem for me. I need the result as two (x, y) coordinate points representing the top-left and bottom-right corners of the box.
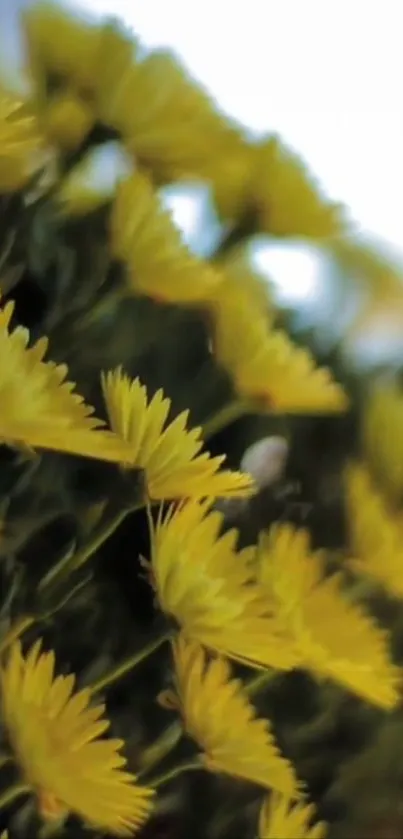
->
(246, 668), (278, 697)
(0, 782), (30, 811)
(138, 721), (183, 775)
(0, 615), (35, 655)
(89, 630), (172, 695)
(151, 759), (201, 789)
(0, 754), (12, 770)
(38, 504), (135, 592)
(203, 400), (252, 440)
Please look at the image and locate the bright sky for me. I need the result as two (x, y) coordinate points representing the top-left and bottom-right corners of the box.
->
(79, 0), (403, 254)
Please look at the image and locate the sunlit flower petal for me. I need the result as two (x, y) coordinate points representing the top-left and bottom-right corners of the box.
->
(0, 297), (132, 463)
(251, 135), (346, 240)
(1, 640), (154, 836)
(150, 498), (298, 670)
(345, 460), (403, 599)
(168, 635), (300, 796)
(362, 383), (403, 506)
(43, 88), (94, 150)
(259, 792), (326, 839)
(0, 90), (44, 192)
(212, 293), (347, 413)
(110, 172), (224, 305)
(257, 524), (400, 708)
(102, 368), (254, 500)
(24, 1), (103, 91)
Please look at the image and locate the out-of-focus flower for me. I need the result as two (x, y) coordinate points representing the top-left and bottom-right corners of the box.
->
(362, 383), (403, 506)
(150, 497), (298, 670)
(23, 1), (103, 91)
(163, 635), (300, 797)
(110, 172), (223, 305)
(257, 523), (400, 709)
(102, 368), (255, 500)
(43, 89), (94, 150)
(0, 297), (132, 463)
(212, 294), (348, 413)
(0, 90), (44, 192)
(345, 461), (403, 599)
(96, 44), (245, 182)
(251, 135), (346, 240)
(207, 139), (255, 222)
(217, 243), (275, 324)
(1, 640), (154, 836)
(57, 140), (134, 216)
(258, 792), (326, 839)
(92, 18), (142, 131)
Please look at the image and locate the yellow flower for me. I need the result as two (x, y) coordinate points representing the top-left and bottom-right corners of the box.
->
(259, 793), (326, 839)
(0, 640), (154, 836)
(95, 44), (244, 182)
(110, 172), (223, 305)
(251, 135), (346, 239)
(216, 243), (275, 326)
(44, 89), (94, 150)
(102, 368), (255, 500)
(345, 461), (403, 599)
(212, 297), (347, 413)
(331, 238), (403, 345)
(362, 383), (403, 505)
(208, 138), (256, 222)
(149, 497), (298, 670)
(165, 635), (300, 797)
(0, 297), (132, 463)
(24, 1), (102, 91)
(257, 524), (400, 709)
(92, 19), (142, 132)
(0, 91), (44, 192)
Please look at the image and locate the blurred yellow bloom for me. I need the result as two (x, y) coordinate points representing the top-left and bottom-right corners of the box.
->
(216, 244), (275, 326)
(150, 498), (298, 670)
(251, 135), (346, 239)
(345, 461), (403, 599)
(96, 44), (244, 181)
(212, 297), (347, 413)
(0, 91), (44, 192)
(165, 635), (300, 797)
(207, 138), (255, 222)
(110, 172), (223, 304)
(44, 89), (94, 150)
(92, 19), (142, 132)
(1, 640), (154, 836)
(257, 524), (400, 709)
(259, 793), (326, 839)
(332, 238), (403, 343)
(102, 368), (255, 500)
(24, 1), (102, 91)
(0, 297), (132, 463)
(362, 383), (403, 505)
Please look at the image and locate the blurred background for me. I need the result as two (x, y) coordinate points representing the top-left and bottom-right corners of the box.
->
(79, 0), (403, 252)
(80, 0), (403, 366)
(1, 0), (402, 363)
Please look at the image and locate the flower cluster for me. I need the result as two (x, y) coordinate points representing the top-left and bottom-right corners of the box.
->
(0, 3), (401, 839)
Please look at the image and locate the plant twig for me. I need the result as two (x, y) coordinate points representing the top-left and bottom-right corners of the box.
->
(38, 502), (139, 592)
(150, 759), (202, 789)
(89, 630), (172, 695)
(0, 783), (30, 811)
(138, 721), (183, 775)
(246, 668), (278, 697)
(203, 399), (252, 440)
(0, 615), (35, 655)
